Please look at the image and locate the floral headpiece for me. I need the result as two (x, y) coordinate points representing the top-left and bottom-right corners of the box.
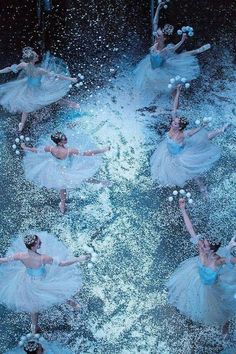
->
(18, 333), (43, 352)
(162, 24), (174, 35)
(22, 47), (34, 58)
(23, 234), (37, 246)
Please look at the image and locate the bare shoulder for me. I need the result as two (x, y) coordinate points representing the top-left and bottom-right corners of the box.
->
(14, 252), (28, 260)
(41, 254), (53, 264)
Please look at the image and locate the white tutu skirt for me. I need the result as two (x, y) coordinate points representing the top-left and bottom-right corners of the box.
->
(150, 129), (221, 186)
(0, 231), (82, 313)
(134, 48), (200, 105)
(5, 339), (74, 354)
(0, 53), (71, 113)
(23, 129), (102, 190)
(167, 257), (230, 326)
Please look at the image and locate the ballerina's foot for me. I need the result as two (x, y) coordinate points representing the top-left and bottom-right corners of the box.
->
(59, 202), (66, 214)
(67, 300), (81, 312)
(18, 122), (23, 132)
(197, 43), (211, 54)
(221, 123), (231, 133)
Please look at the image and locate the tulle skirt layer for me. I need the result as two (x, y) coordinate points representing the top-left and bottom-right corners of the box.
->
(0, 54), (71, 113)
(167, 257), (231, 326)
(23, 129), (102, 190)
(150, 129), (221, 186)
(0, 231), (82, 313)
(134, 50), (200, 105)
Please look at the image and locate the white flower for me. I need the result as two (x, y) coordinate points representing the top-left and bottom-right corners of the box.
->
(175, 75), (181, 81)
(80, 75), (84, 80)
(25, 137), (30, 142)
(195, 119), (200, 125)
(188, 31), (194, 37)
(15, 150), (20, 155)
(182, 26), (187, 32)
(188, 198), (193, 204)
(12, 144), (17, 149)
(168, 84), (172, 89)
(181, 77), (187, 83)
(88, 263), (93, 269)
(173, 190), (178, 196)
(110, 68), (115, 73)
(185, 83), (190, 89)
(168, 196), (174, 202)
(15, 138), (20, 143)
(18, 341), (24, 347)
(69, 84), (72, 88)
(179, 189), (185, 195)
(177, 29), (182, 35)
(164, 4), (168, 8)
(20, 135), (24, 140)
(203, 117), (208, 122)
(186, 192), (191, 198)
(170, 78), (175, 84)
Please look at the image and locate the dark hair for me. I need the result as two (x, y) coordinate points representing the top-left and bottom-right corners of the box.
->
(24, 234), (39, 250)
(178, 117), (189, 131)
(51, 131), (67, 145)
(23, 341), (41, 353)
(209, 242), (221, 253)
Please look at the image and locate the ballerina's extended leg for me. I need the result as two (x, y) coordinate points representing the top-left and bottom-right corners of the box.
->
(19, 112), (29, 132)
(60, 98), (80, 109)
(31, 312), (42, 333)
(59, 189), (67, 214)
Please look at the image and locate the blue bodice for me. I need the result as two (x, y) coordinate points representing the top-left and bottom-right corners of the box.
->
(150, 53), (164, 70)
(27, 76), (42, 87)
(166, 135), (184, 155)
(198, 264), (218, 285)
(26, 265), (46, 278)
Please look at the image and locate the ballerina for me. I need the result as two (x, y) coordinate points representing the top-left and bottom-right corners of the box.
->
(21, 129), (111, 213)
(167, 199), (236, 333)
(5, 333), (74, 354)
(0, 47), (78, 132)
(0, 231), (91, 333)
(150, 86), (230, 189)
(134, 2), (211, 105)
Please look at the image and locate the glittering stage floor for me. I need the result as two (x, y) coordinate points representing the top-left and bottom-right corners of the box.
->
(0, 50), (235, 354)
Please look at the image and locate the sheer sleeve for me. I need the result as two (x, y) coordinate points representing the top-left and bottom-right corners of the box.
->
(10, 64), (19, 73)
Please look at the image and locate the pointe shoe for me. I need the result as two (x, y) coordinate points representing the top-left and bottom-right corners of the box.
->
(18, 122), (23, 132)
(196, 44), (211, 54)
(59, 202), (66, 214)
